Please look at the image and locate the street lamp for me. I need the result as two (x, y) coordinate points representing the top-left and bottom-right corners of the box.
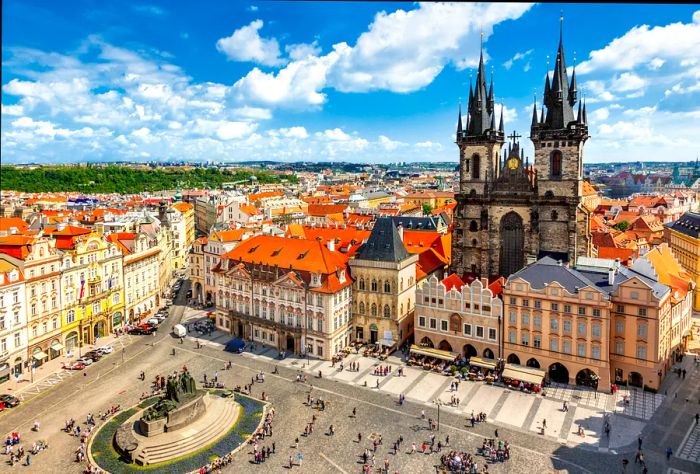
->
(433, 398), (442, 431)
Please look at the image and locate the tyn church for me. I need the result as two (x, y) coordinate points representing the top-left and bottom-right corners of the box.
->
(451, 28), (594, 279)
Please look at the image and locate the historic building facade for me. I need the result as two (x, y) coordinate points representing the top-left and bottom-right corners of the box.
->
(452, 30), (593, 279)
(0, 263), (27, 384)
(415, 274), (503, 359)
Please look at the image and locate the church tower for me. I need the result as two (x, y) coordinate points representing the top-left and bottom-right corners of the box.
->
(452, 21), (593, 280)
(530, 19), (592, 263)
(452, 41), (505, 276)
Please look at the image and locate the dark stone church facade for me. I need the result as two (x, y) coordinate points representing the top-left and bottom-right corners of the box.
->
(451, 29), (594, 279)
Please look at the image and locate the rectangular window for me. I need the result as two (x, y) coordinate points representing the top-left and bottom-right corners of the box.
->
(476, 326), (484, 338)
(578, 307), (586, 316)
(563, 340), (571, 354)
(550, 339), (558, 352)
(509, 297), (516, 305)
(615, 341), (624, 355)
(577, 342), (586, 357)
(419, 316), (426, 327)
(533, 335), (541, 348)
(534, 315), (541, 329)
(563, 305), (572, 314)
(616, 320), (624, 333)
(616, 304), (625, 313)
(509, 311), (516, 323)
(316, 319), (323, 332)
(592, 309), (601, 317)
(429, 318), (437, 330)
(638, 308), (647, 317)
(577, 321), (586, 336)
(522, 299), (529, 307)
(521, 333), (529, 346)
(463, 324), (472, 336)
(534, 300), (541, 309)
(521, 314), (530, 326)
(551, 303), (559, 311)
(488, 328), (497, 341)
(592, 325), (601, 337)
(550, 318), (559, 330)
(630, 291), (639, 300)
(591, 345), (601, 360)
(563, 320), (572, 333)
(637, 324), (647, 337)
(440, 320), (448, 332)
(14, 332), (21, 348)
(509, 331), (516, 343)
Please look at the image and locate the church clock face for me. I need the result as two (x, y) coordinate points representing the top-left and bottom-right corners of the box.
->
(507, 157), (519, 170)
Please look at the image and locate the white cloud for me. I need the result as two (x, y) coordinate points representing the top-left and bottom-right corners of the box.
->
(415, 141), (444, 151)
(285, 41), (322, 61)
(233, 3), (533, 107)
(590, 107), (609, 121)
(494, 103), (518, 125)
(215, 121), (258, 140)
(131, 127), (151, 138)
(647, 58), (665, 70)
(503, 49), (533, 70)
(378, 135), (405, 151)
(1, 104), (24, 116)
(272, 126), (309, 139)
(216, 20), (284, 66)
(610, 72), (646, 92)
(232, 106), (272, 120)
(247, 5), (258, 12)
(316, 128), (352, 141)
(578, 11), (700, 73)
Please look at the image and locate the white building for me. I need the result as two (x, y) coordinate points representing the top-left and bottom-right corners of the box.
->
(0, 262), (27, 384)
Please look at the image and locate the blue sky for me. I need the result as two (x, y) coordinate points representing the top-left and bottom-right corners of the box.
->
(2, 2), (699, 164)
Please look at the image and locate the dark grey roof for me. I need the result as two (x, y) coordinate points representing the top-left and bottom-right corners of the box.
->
(390, 215), (442, 231)
(356, 217), (409, 263)
(665, 212), (700, 239)
(508, 256), (606, 295)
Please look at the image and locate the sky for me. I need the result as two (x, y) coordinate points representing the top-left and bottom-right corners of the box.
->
(2, 2), (699, 165)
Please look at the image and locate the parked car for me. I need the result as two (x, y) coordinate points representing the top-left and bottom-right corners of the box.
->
(83, 351), (102, 361)
(129, 325), (156, 335)
(62, 362), (86, 370)
(154, 315), (166, 323)
(146, 318), (160, 327)
(76, 357), (94, 366)
(0, 394), (20, 408)
(96, 346), (113, 354)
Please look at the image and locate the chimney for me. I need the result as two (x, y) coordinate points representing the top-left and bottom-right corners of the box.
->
(9, 227), (18, 235)
(57, 223), (66, 231)
(397, 222), (404, 241)
(327, 238), (335, 252)
(607, 267), (616, 286)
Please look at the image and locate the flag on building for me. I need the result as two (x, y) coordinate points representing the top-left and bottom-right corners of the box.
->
(79, 278), (85, 300)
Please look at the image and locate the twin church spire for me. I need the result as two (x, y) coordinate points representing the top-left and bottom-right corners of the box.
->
(458, 19), (588, 144)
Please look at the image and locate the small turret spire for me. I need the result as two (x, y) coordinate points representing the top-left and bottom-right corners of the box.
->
(531, 94), (538, 128)
(499, 104), (504, 132)
(456, 103), (463, 139)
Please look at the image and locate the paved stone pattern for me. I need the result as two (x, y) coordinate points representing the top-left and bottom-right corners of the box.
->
(678, 421), (700, 463)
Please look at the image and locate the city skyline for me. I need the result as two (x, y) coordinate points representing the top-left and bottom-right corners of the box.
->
(2, 2), (699, 164)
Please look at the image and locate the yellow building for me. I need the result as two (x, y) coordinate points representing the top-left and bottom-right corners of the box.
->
(58, 231), (124, 351)
(173, 202), (195, 248)
(665, 212), (700, 311)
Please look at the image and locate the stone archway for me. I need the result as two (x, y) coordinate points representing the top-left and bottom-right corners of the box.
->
(499, 211), (525, 277)
(94, 321), (105, 340)
(286, 335), (295, 352)
(629, 372), (643, 388)
(576, 368), (599, 388)
(526, 358), (540, 369)
(463, 344), (477, 358)
(438, 340), (453, 352)
(420, 336), (434, 349)
(482, 348), (495, 359)
(507, 353), (520, 365)
(548, 363), (570, 384)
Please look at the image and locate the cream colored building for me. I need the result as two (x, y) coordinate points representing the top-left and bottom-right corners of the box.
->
(415, 274), (503, 359)
(0, 262), (27, 384)
(350, 218), (417, 348)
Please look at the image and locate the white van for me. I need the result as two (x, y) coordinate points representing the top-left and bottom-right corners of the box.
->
(173, 324), (186, 338)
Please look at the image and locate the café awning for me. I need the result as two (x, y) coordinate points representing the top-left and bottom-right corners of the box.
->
(502, 363), (545, 386)
(409, 344), (458, 362)
(51, 341), (64, 351)
(468, 357), (497, 370)
(33, 351), (49, 360)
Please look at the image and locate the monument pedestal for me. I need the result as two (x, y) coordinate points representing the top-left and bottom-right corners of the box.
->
(138, 390), (207, 437)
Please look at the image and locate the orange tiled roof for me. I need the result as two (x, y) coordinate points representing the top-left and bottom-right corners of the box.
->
(307, 204), (349, 216)
(172, 202), (193, 213)
(0, 217), (29, 233)
(441, 273), (464, 292)
(248, 191), (284, 203)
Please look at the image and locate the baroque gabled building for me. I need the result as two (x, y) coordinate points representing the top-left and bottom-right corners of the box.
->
(452, 26), (593, 279)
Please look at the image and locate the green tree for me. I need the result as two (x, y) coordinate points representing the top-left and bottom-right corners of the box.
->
(422, 203), (434, 215)
(612, 220), (630, 232)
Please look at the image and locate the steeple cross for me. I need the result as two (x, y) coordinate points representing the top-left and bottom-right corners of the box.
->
(508, 130), (522, 142)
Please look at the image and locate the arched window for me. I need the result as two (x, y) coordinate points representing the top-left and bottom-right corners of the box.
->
(471, 239), (478, 246)
(384, 305), (391, 318)
(551, 210), (558, 221)
(371, 304), (377, 317)
(400, 304), (404, 315)
(359, 302), (365, 314)
(550, 150), (562, 178)
(472, 154), (481, 180)
(371, 279), (378, 292)
(469, 220), (478, 232)
(400, 278), (404, 291)
(544, 191), (554, 198)
(359, 278), (365, 290)
(384, 281), (391, 293)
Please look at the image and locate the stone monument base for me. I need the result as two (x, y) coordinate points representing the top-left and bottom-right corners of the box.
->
(138, 390), (207, 437)
(117, 394), (241, 466)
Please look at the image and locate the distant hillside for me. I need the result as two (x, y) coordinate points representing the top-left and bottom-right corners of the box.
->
(0, 165), (297, 194)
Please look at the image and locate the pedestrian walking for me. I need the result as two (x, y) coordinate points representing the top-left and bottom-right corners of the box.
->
(666, 447), (673, 460)
(289, 455), (294, 468)
(495, 429), (499, 438)
(421, 409), (425, 420)
(352, 407), (357, 418)
(411, 442), (416, 454)
(696, 413), (700, 424)
(358, 432), (362, 443)
(542, 418), (547, 429)
(638, 436), (642, 450)
(297, 452), (303, 466)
